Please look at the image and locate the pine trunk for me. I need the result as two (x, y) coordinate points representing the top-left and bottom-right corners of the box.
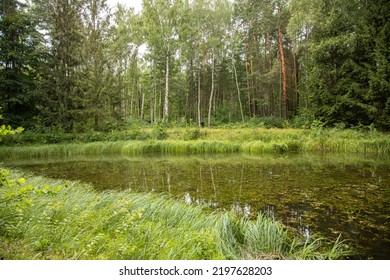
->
(293, 49), (299, 112)
(266, 32), (275, 116)
(232, 54), (244, 122)
(278, 1), (288, 120)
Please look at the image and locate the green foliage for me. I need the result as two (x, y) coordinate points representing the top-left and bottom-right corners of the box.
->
(152, 122), (169, 140)
(301, 0), (390, 129)
(0, 113), (23, 142)
(292, 108), (315, 129)
(183, 127), (201, 140)
(0, 168), (61, 239)
(0, 124), (23, 141)
(0, 2), (43, 128)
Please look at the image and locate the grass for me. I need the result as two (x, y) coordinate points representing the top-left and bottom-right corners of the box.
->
(0, 169), (352, 260)
(1, 127), (389, 159)
(1, 137), (389, 160)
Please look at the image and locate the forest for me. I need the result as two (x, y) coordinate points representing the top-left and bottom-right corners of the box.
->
(1, 0), (390, 261)
(1, 0), (389, 132)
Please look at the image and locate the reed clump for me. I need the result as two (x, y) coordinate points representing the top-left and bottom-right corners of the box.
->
(0, 169), (352, 260)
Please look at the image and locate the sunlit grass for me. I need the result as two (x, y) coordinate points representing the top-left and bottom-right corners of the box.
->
(0, 170), (352, 260)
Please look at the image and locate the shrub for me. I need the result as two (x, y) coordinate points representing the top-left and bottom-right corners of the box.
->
(246, 117), (285, 129)
(152, 122), (169, 140)
(292, 109), (315, 129)
(183, 127), (201, 140)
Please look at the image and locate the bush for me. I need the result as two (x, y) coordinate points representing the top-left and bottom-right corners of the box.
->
(152, 122), (169, 140)
(292, 109), (315, 129)
(0, 121), (23, 142)
(246, 117), (285, 129)
(170, 117), (189, 128)
(183, 127), (201, 140)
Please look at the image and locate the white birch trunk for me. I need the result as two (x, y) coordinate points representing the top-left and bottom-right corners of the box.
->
(207, 51), (215, 127)
(163, 45), (170, 122)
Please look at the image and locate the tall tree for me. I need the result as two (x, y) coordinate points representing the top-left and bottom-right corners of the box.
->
(203, 0), (232, 126)
(109, 5), (142, 121)
(77, 0), (112, 130)
(277, 0), (287, 120)
(0, 0), (42, 127)
(287, 0), (316, 111)
(363, 0), (390, 129)
(234, 0), (291, 119)
(34, 0), (84, 131)
(142, 0), (180, 122)
(307, 0), (378, 126)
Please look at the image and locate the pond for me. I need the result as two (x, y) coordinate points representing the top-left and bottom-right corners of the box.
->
(3, 153), (390, 259)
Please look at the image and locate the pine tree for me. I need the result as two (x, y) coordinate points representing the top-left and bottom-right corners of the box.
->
(33, 0), (84, 131)
(0, 0), (43, 127)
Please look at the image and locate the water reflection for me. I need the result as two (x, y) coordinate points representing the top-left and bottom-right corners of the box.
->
(3, 153), (390, 259)
(231, 202), (252, 218)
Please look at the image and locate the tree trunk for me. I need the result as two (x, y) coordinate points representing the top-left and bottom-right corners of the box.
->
(249, 41), (255, 117)
(163, 45), (170, 122)
(140, 83), (145, 120)
(245, 44), (252, 117)
(150, 61), (155, 123)
(197, 68), (201, 127)
(198, 49), (203, 127)
(130, 64), (136, 117)
(266, 32), (275, 116)
(293, 48), (299, 113)
(158, 83), (162, 120)
(278, 1), (288, 120)
(232, 54), (244, 123)
(150, 87), (154, 123)
(207, 51), (215, 127)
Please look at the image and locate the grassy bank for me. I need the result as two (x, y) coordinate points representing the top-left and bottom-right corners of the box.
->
(0, 169), (351, 260)
(1, 127), (390, 159)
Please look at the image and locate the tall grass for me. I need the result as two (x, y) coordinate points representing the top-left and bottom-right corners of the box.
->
(2, 137), (389, 160)
(1, 128), (389, 159)
(0, 140), (241, 159)
(0, 169), (352, 260)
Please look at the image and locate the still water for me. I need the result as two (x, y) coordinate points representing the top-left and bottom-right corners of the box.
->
(4, 153), (390, 259)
